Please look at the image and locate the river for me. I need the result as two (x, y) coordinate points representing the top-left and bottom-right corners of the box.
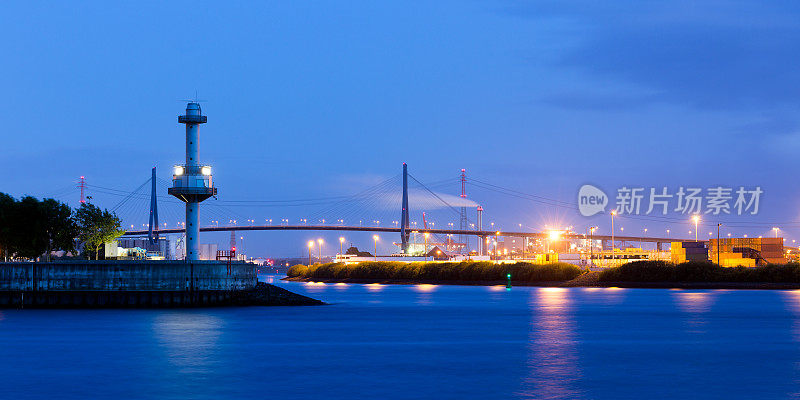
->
(1, 275), (800, 399)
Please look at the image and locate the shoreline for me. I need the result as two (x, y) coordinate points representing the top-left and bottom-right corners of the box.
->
(0, 282), (324, 308)
(283, 275), (800, 290)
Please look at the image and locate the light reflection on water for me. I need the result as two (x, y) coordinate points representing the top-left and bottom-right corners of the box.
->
(672, 291), (717, 333)
(365, 283), (385, 292)
(151, 313), (224, 374)
(520, 287), (583, 400)
(413, 284), (438, 305)
(302, 281), (328, 294)
(582, 287), (626, 305)
(2, 277), (800, 399)
(781, 290), (800, 343)
(413, 284), (437, 293)
(673, 291), (716, 313)
(782, 290), (800, 314)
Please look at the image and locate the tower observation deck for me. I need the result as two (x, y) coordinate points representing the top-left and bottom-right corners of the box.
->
(168, 102), (217, 261)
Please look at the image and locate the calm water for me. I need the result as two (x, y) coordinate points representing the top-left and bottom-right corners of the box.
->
(2, 276), (800, 399)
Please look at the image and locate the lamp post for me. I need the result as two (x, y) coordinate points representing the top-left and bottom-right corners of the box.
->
(717, 223), (722, 265)
(339, 237), (345, 255)
(317, 239), (323, 262)
(611, 210), (616, 263)
(495, 231), (500, 259)
(692, 215), (700, 242)
(773, 227), (780, 238)
(423, 232), (430, 255)
(373, 235), (379, 260)
(589, 226), (597, 268)
(307, 240), (314, 265)
(642, 228), (647, 250)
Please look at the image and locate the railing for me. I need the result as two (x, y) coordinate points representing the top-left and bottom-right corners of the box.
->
(172, 173), (213, 189)
(178, 115), (207, 123)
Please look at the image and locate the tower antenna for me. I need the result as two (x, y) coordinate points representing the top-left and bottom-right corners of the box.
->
(78, 176), (87, 204)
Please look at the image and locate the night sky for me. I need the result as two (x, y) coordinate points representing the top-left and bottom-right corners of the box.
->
(2, 1), (799, 256)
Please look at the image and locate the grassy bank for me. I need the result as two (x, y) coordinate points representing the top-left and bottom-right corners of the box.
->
(287, 261), (583, 283)
(599, 260), (800, 283)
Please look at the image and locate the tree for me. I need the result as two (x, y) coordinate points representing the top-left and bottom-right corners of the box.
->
(0, 193), (14, 260)
(40, 198), (78, 261)
(11, 196), (46, 259)
(75, 203), (125, 260)
(0, 193), (77, 261)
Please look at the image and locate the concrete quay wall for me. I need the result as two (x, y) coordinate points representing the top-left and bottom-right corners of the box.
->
(0, 260), (257, 307)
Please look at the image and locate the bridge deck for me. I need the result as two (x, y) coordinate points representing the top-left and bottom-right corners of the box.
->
(123, 225), (683, 243)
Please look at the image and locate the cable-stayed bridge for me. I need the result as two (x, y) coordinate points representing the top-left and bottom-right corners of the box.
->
(45, 163), (686, 255)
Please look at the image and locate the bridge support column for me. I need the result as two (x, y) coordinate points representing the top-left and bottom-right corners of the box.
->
(476, 206), (483, 255)
(400, 163), (410, 253)
(656, 242), (662, 252)
(148, 167), (159, 245)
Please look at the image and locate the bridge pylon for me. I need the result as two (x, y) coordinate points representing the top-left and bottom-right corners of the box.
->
(401, 163), (410, 253)
(148, 167), (159, 245)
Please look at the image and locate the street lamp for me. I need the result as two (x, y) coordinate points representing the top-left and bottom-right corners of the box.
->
(373, 235), (379, 260)
(339, 237), (345, 255)
(317, 238), (323, 262)
(307, 240), (314, 265)
(692, 215), (700, 242)
(423, 232), (430, 254)
(717, 223), (722, 265)
(611, 210), (616, 262)
(642, 228), (647, 250)
(495, 231), (500, 259)
(589, 226), (597, 267)
(773, 227), (780, 238)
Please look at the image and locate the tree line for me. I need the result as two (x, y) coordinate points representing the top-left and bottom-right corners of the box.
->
(0, 193), (125, 261)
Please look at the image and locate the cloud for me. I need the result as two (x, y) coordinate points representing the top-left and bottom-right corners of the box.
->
(502, 1), (800, 111)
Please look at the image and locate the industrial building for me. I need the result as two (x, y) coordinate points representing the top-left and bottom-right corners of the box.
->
(670, 238), (786, 266)
(670, 241), (709, 264)
(106, 237), (173, 260)
(708, 237), (786, 266)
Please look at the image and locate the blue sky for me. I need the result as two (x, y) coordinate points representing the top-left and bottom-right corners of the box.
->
(2, 1), (800, 256)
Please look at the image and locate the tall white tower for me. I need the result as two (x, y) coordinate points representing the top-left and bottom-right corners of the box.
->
(168, 102), (217, 261)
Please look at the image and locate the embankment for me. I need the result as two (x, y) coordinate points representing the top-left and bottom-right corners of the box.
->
(594, 260), (800, 289)
(0, 260), (322, 308)
(285, 260), (800, 290)
(285, 261), (583, 286)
